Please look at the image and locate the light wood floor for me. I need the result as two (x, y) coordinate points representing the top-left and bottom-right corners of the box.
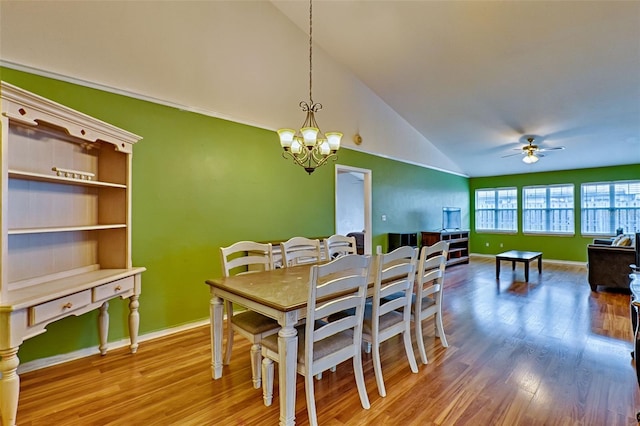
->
(15, 257), (640, 425)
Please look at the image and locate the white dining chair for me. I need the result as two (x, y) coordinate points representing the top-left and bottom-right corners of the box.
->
(330, 246), (418, 396)
(219, 241), (281, 388)
(324, 234), (358, 259)
(280, 236), (322, 267)
(366, 246), (419, 396)
(260, 254), (372, 426)
(413, 240), (449, 364)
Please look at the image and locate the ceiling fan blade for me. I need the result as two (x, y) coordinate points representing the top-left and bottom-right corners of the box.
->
(501, 152), (524, 158)
(537, 146), (565, 152)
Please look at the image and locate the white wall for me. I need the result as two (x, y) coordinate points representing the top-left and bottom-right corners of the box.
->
(0, 0), (464, 175)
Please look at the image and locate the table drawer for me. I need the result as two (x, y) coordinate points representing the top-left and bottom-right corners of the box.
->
(29, 290), (92, 326)
(93, 276), (134, 302)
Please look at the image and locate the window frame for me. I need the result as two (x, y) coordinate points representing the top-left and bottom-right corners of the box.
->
(522, 184), (575, 236)
(474, 187), (518, 233)
(581, 180), (640, 236)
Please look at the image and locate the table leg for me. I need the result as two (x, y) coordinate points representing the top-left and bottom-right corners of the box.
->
(210, 289), (224, 379)
(98, 301), (109, 355)
(278, 312), (298, 426)
(512, 261), (516, 271)
(538, 256), (542, 274)
(496, 259), (500, 278)
(524, 261), (530, 282)
(0, 347), (19, 426)
(128, 295), (140, 354)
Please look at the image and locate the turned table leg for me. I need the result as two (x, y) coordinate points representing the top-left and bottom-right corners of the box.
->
(278, 316), (298, 426)
(128, 295), (140, 354)
(210, 290), (224, 379)
(0, 347), (20, 426)
(98, 301), (109, 355)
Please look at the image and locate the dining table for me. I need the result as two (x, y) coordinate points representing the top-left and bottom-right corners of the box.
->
(205, 261), (374, 426)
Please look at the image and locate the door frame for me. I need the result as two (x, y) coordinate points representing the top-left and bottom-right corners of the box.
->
(334, 164), (372, 255)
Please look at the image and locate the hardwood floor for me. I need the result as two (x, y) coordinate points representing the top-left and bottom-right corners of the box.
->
(15, 258), (640, 425)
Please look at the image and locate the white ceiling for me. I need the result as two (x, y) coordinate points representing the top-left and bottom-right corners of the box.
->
(272, 0), (640, 177)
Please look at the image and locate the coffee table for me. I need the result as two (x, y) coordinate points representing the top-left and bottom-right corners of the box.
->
(495, 250), (543, 282)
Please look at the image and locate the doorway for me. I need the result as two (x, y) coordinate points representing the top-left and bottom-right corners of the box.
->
(335, 165), (372, 254)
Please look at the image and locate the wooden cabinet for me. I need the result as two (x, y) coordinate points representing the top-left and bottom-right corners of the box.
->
(388, 232), (418, 251)
(421, 230), (469, 267)
(0, 81), (145, 426)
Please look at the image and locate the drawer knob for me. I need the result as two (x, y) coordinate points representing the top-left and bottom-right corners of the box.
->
(62, 302), (73, 309)
(115, 285), (122, 291)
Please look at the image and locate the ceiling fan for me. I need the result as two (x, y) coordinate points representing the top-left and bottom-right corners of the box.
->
(502, 136), (565, 164)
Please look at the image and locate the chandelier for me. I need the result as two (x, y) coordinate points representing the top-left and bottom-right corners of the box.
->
(277, 0), (342, 175)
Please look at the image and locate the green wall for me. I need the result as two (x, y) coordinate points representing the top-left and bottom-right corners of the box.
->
(1, 67), (469, 363)
(469, 164), (640, 261)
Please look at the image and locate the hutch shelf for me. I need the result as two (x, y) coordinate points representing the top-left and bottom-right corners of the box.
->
(421, 230), (470, 267)
(0, 82), (145, 426)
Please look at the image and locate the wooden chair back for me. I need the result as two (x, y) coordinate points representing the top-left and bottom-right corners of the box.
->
(324, 234), (358, 259)
(304, 254), (372, 375)
(220, 241), (273, 277)
(280, 237), (322, 267)
(415, 240), (449, 307)
(372, 246), (418, 323)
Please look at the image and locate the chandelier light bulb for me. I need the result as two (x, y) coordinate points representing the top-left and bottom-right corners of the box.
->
(325, 132), (343, 151)
(277, 129), (295, 149)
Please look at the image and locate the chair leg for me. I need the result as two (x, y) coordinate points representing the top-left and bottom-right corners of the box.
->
(415, 319), (428, 365)
(364, 341), (372, 354)
(305, 371), (319, 426)
(352, 352), (371, 409)
(435, 312), (449, 348)
(250, 343), (262, 389)
(262, 357), (274, 406)
(402, 328), (419, 373)
(371, 340), (386, 397)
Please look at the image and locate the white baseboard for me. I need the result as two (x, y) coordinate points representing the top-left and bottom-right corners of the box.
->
(17, 318), (211, 374)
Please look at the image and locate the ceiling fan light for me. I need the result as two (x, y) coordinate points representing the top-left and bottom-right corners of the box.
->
(522, 153), (539, 164)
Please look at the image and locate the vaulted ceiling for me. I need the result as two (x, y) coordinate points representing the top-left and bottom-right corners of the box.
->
(272, 0), (640, 177)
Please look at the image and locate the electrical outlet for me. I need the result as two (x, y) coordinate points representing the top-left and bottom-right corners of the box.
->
(381, 214), (387, 221)
(485, 242), (489, 247)
(500, 243), (504, 247)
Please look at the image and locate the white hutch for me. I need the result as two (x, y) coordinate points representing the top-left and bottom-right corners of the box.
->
(0, 82), (146, 426)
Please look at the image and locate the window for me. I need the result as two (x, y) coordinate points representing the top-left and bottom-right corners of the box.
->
(475, 188), (517, 232)
(581, 180), (640, 235)
(523, 184), (574, 234)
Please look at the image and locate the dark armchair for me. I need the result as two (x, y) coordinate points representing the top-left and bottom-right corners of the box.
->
(587, 232), (639, 291)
